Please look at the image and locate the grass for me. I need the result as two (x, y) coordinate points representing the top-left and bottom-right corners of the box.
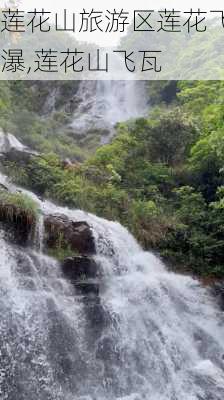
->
(46, 231), (79, 261)
(0, 190), (39, 226)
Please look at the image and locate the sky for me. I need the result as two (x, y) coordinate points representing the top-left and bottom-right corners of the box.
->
(3, 0), (223, 46)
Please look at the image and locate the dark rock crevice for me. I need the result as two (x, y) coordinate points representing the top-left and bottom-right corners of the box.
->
(211, 282), (224, 311)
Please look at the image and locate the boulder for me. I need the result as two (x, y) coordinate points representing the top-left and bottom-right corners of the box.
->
(44, 214), (96, 255)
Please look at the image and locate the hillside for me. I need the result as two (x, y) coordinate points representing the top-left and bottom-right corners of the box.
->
(1, 80), (224, 278)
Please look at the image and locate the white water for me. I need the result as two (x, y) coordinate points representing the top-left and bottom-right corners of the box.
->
(0, 171), (224, 400)
(33, 212), (45, 253)
(71, 81), (148, 142)
(0, 130), (27, 153)
(0, 129), (39, 156)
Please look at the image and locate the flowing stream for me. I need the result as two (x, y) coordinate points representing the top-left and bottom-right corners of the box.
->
(0, 167), (224, 400)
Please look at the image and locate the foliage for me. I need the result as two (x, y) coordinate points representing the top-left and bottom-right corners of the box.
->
(46, 232), (76, 262)
(2, 80), (224, 278)
(0, 80), (95, 160)
(0, 190), (39, 226)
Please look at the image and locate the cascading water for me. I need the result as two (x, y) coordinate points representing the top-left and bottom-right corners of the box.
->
(0, 130), (27, 154)
(71, 81), (148, 143)
(33, 213), (45, 253)
(0, 170), (224, 400)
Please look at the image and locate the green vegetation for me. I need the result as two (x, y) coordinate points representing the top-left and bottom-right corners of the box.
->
(47, 243), (75, 262)
(0, 80), (97, 160)
(45, 229), (77, 262)
(0, 190), (39, 226)
(1, 80), (224, 278)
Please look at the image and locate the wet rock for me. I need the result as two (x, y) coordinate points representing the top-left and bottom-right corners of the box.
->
(62, 256), (99, 280)
(0, 222), (32, 246)
(62, 256), (100, 296)
(75, 281), (100, 297)
(0, 209), (34, 247)
(0, 130), (39, 164)
(44, 214), (96, 255)
(0, 183), (9, 192)
(61, 255), (107, 343)
(0, 189), (37, 246)
(211, 281), (224, 311)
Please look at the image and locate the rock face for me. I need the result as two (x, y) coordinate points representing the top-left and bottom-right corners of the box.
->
(0, 130), (39, 164)
(44, 214), (96, 255)
(0, 130), (27, 154)
(211, 282), (224, 311)
(0, 221), (32, 247)
(0, 188), (36, 247)
(0, 209), (34, 246)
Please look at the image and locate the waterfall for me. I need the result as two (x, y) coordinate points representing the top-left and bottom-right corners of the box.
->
(1, 171), (224, 400)
(71, 81), (148, 143)
(0, 130), (39, 156)
(33, 212), (45, 253)
(0, 130), (27, 154)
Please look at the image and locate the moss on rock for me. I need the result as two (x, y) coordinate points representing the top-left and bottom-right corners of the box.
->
(0, 190), (39, 245)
